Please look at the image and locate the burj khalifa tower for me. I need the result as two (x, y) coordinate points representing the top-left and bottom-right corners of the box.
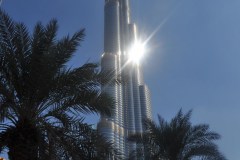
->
(98, 0), (152, 158)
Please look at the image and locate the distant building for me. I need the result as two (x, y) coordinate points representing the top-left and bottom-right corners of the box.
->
(98, 0), (152, 159)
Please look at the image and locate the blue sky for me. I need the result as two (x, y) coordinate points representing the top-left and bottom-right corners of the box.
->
(1, 0), (240, 159)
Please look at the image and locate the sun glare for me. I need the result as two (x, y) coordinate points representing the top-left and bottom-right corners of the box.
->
(128, 41), (146, 64)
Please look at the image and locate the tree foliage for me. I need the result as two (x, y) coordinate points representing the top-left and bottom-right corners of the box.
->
(0, 9), (115, 159)
(129, 109), (227, 160)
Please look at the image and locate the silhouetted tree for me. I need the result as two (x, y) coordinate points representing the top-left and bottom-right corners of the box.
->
(129, 109), (227, 160)
(0, 9), (115, 160)
(44, 120), (122, 160)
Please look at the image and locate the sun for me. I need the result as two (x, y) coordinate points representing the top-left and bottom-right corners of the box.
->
(128, 40), (146, 64)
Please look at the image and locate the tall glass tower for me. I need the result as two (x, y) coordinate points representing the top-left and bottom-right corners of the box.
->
(98, 0), (152, 158)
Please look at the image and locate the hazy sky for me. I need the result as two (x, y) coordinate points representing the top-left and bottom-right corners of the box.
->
(1, 0), (240, 159)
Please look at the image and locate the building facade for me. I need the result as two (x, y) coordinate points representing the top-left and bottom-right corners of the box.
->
(98, 0), (152, 158)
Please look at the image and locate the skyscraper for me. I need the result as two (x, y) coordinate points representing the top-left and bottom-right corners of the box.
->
(98, 0), (152, 158)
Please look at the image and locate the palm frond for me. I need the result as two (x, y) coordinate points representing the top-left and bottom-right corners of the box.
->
(53, 29), (85, 68)
(183, 143), (227, 160)
(129, 109), (226, 160)
(0, 11), (115, 159)
(0, 9), (16, 53)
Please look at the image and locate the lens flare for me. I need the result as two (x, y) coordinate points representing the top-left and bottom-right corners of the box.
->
(128, 41), (145, 64)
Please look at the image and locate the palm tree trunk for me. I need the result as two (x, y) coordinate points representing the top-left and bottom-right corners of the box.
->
(7, 119), (40, 160)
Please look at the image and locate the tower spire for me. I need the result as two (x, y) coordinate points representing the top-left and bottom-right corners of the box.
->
(119, 0), (130, 23)
(99, 0), (152, 159)
(119, 0), (131, 52)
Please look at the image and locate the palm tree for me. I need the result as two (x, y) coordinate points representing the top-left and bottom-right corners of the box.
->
(129, 109), (227, 160)
(0, 9), (114, 159)
(54, 121), (123, 160)
(42, 120), (122, 160)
